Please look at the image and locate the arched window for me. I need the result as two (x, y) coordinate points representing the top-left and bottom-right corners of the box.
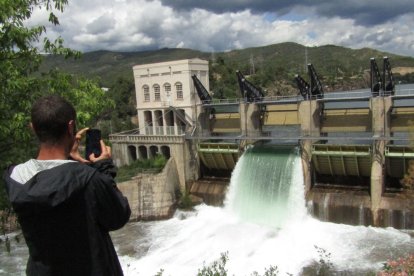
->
(143, 85), (150, 102)
(149, 146), (158, 159)
(153, 84), (160, 101)
(161, 146), (171, 159)
(128, 145), (137, 161)
(175, 82), (183, 100)
(139, 146), (148, 159)
(164, 83), (171, 96)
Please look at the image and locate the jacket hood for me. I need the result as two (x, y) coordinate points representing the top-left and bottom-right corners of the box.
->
(4, 162), (96, 215)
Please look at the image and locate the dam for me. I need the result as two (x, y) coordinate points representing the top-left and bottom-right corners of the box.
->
(110, 57), (414, 229)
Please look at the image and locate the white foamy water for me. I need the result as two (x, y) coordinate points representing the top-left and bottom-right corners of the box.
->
(113, 147), (414, 276)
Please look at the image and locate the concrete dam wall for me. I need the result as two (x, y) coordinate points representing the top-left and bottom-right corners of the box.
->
(117, 158), (180, 221)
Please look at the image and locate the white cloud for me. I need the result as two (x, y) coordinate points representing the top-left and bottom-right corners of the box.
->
(25, 0), (414, 57)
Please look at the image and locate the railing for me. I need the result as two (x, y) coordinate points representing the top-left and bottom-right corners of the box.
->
(145, 126), (153, 135)
(258, 94), (303, 103)
(184, 134), (414, 142)
(110, 129), (412, 144)
(177, 126), (186, 135)
(110, 134), (185, 144)
(138, 126), (187, 136)
(202, 98), (241, 105)
(110, 125), (188, 144)
(200, 87), (414, 106)
(165, 126), (175, 135)
(392, 88), (414, 99)
(154, 126), (164, 135)
(319, 90), (371, 102)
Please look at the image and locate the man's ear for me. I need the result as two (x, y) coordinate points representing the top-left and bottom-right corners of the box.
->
(29, 122), (35, 133)
(68, 120), (76, 137)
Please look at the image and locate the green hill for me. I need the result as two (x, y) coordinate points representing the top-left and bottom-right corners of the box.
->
(40, 48), (209, 86)
(40, 42), (414, 97)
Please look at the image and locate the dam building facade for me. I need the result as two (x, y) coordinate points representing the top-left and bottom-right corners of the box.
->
(111, 59), (209, 189)
(110, 58), (414, 229)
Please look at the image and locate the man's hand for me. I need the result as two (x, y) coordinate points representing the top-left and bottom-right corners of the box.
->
(89, 140), (112, 162)
(70, 127), (90, 163)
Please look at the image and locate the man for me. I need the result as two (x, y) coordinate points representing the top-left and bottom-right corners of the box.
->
(3, 95), (131, 275)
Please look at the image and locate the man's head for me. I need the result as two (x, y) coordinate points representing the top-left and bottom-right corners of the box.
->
(31, 95), (77, 145)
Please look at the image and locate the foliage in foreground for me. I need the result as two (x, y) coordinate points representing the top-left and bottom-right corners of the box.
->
(0, 0), (117, 248)
(379, 254), (414, 276)
(197, 252), (229, 276)
(153, 246), (336, 276)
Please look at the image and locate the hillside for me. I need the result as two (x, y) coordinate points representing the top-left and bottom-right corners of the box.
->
(40, 48), (209, 87)
(40, 42), (414, 97)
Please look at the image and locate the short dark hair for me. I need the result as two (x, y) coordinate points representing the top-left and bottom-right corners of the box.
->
(31, 95), (76, 144)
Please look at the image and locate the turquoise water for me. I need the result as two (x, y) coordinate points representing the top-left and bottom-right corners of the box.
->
(225, 146), (304, 228)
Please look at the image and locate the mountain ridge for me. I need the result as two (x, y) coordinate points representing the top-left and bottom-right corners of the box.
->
(40, 42), (414, 94)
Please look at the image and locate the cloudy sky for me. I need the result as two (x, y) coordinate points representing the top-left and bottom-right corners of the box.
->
(30, 0), (414, 56)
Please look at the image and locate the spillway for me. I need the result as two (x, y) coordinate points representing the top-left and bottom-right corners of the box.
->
(225, 146), (306, 228)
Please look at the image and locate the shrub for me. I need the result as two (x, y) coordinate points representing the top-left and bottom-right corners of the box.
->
(177, 190), (194, 210)
(197, 252), (229, 276)
(115, 155), (167, 182)
(379, 254), (414, 276)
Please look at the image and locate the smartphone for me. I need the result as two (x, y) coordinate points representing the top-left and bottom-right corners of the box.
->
(85, 129), (102, 160)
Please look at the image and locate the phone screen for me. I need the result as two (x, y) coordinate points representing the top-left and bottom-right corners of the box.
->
(85, 129), (101, 160)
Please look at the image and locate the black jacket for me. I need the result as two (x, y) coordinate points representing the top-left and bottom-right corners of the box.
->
(4, 160), (131, 276)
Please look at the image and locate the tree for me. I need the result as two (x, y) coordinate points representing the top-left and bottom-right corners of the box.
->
(0, 0), (115, 163)
(96, 77), (137, 137)
(107, 77), (136, 119)
(0, 0), (114, 211)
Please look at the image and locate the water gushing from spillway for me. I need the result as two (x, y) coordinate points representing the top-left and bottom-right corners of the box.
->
(224, 146), (306, 228)
(113, 146), (414, 275)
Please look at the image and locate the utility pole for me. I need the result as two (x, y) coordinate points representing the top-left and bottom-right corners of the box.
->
(305, 47), (308, 73)
(211, 51), (216, 65)
(250, 54), (255, 75)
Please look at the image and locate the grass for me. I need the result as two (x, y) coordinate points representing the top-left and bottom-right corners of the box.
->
(115, 155), (167, 183)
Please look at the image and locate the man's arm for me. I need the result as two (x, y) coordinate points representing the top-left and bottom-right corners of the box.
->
(90, 173), (131, 231)
(70, 129), (131, 230)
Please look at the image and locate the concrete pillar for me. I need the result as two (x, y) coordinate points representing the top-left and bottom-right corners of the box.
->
(298, 100), (321, 137)
(301, 140), (313, 195)
(197, 106), (210, 136)
(111, 142), (124, 167)
(174, 113), (178, 135)
(239, 103), (261, 137)
(162, 110), (167, 135)
(169, 141), (196, 193)
(151, 110), (156, 135)
(184, 139), (200, 186)
(371, 142), (384, 225)
(298, 100), (321, 195)
(370, 97), (392, 225)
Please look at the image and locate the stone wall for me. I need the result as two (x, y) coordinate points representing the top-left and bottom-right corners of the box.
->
(307, 188), (414, 229)
(117, 158), (180, 221)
